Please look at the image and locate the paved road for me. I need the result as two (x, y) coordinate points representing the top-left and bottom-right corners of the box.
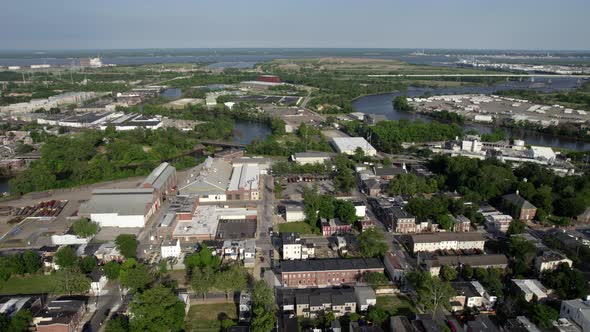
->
(83, 282), (122, 332)
(256, 175), (275, 269)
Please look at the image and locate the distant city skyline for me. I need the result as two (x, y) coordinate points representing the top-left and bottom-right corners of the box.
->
(1, 0), (589, 51)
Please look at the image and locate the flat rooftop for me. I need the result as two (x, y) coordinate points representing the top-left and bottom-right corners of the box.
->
(173, 206), (257, 239)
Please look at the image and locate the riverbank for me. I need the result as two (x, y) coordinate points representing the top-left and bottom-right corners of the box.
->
(352, 79), (590, 151)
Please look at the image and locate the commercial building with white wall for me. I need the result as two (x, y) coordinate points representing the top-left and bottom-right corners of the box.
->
(79, 188), (159, 228)
(291, 152), (331, 165)
(331, 137), (377, 156)
(161, 239), (181, 259)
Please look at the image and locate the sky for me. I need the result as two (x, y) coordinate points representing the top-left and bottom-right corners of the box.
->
(1, 0), (589, 50)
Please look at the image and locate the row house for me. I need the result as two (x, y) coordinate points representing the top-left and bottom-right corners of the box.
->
(281, 258), (384, 288)
(409, 232), (486, 254)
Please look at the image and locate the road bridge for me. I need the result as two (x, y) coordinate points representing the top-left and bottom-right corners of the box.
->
(199, 140), (247, 149)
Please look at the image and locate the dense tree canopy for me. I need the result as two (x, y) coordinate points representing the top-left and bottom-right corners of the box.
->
(129, 285), (186, 332)
(358, 228), (389, 258)
(115, 234), (138, 259)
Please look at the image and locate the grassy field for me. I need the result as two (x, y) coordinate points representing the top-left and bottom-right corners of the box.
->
(278, 221), (315, 234)
(0, 274), (60, 295)
(376, 295), (416, 318)
(185, 302), (238, 332)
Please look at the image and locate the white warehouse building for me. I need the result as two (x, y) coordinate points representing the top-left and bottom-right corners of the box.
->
(79, 188), (160, 228)
(331, 137), (377, 156)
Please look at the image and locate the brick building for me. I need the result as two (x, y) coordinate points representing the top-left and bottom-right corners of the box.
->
(321, 218), (352, 237)
(281, 258), (384, 288)
(502, 193), (537, 221)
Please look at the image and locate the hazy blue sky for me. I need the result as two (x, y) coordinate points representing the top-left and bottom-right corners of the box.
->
(1, 0), (588, 50)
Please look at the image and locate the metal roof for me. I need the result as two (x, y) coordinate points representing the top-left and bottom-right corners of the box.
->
(79, 188), (155, 216)
(142, 162), (175, 191)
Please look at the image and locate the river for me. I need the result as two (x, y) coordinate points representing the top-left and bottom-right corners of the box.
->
(352, 78), (590, 151)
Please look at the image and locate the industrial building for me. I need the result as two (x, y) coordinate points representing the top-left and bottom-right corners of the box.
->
(78, 188), (160, 228)
(140, 162), (177, 198)
(330, 137), (377, 156)
(179, 157), (264, 202)
(172, 205), (257, 243)
(291, 152), (332, 165)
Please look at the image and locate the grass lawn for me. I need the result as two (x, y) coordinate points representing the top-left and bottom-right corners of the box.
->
(0, 273), (60, 295)
(278, 221), (315, 234)
(185, 302), (237, 332)
(376, 295), (416, 318)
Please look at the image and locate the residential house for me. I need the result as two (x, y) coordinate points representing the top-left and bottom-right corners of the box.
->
(452, 215), (472, 232)
(89, 269), (108, 296)
(389, 206), (417, 234)
(34, 298), (86, 332)
(293, 288), (357, 318)
(560, 299), (590, 332)
(355, 286), (377, 312)
(512, 279), (551, 302)
(281, 258), (384, 288)
(418, 254), (508, 277)
(321, 218), (352, 237)
(373, 165), (406, 180)
(282, 233), (314, 260)
(485, 214), (513, 233)
(239, 291), (252, 322)
(534, 250), (573, 273)
(450, 281), (497, 312)
(409, 232), (486, 253)
(383, 251), (411, 284)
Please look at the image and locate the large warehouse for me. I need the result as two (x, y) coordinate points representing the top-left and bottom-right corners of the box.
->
(331, 137), (377, 156)
(140, 162), (177, 197)
(79, 188), (160, 228)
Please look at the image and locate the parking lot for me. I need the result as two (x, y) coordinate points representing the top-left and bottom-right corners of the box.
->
(281, 178), (334, 201)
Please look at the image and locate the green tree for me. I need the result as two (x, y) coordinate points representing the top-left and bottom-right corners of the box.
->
(353, 147), (365, 163)
(408, 272), (454, 318)
(440, 265), (458, 281)
(115, 234), (138, 259)
(105, 315), (130, 332)
(334, 200), (358, 225)
(55, 246), (78, 269)
(528, 303), (559, 329)
(129, 285), (186, 332)
(251, 281), (276, 332)
(183, 245), (221, 274)
(79, 256), (97, 274)
(541, 263), (589, 299)
(72, 219), (99, 237)
(0, 309), (33, 332)
(366, 272), (389, 289)
(367, 306), (389, 327)
(393, 96), (413, 112)
(21, 250), (41, 274)
(191, 266), (216, 299)
(358, 228), (389, 258)
(119, 259), (152, 292)
(436, 214), (454, 231)
(216, 265), (248, 300)
(103, 261), (121, 280)
(54, 268), (91, 295)
(461, 265), (473, 280)
(507, 219), (526, 235)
